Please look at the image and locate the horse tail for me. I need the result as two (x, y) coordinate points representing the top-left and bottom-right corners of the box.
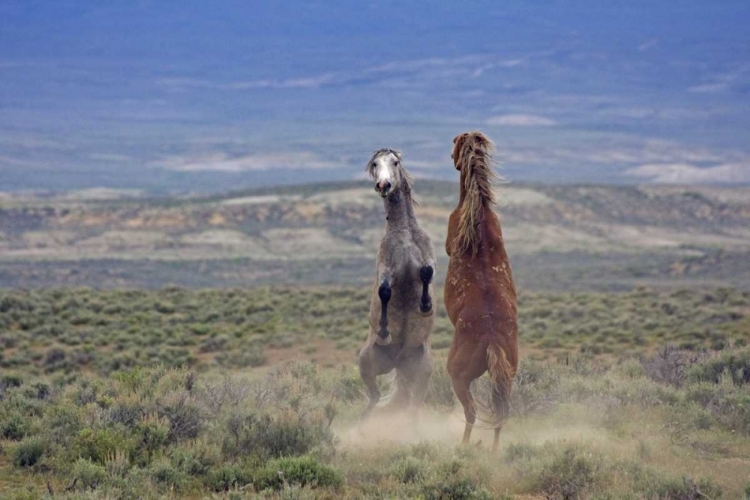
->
(475, 341), (514, 426)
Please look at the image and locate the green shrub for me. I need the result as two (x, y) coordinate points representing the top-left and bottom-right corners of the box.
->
(223, 410), (335, 460)
(216, 349), (267, 368)
(134, 414), (170, 463)
(332, 369), (364, 403)
(150, 458), (187, 490)
(204, 464), (252, 492)
(422, 477), (492, 500)
(104, 449), (131, 478)
(1, 374), (23, 388)
(0, 411), (28, 440)
(689, 347), (750, 386)
(504, 441), (540, 463)
(684, 381), (725, 407)
(683, 381), (750, 434)
(531, 445), (604, 500)
(710, 393), (750, 434)
(43, 402), (83, 445)
(255, 456), (343, 491)
(390, 456), (425, 484)
(159, 393), (203, 442)
(170, 439), (221, 476)
(72, 458), (107, 490)
(199, 335), (229, 353)
(509, 359), (560, 416)
(13, 438), (46, 467)
(72, 427), (134, 464)
(643, 475), (723, 500)
(106, 398), (143, 428)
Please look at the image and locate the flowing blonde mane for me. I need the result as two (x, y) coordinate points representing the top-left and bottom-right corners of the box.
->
(454, 131), (499, 255)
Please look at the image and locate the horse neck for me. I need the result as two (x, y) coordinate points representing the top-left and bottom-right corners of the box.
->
(384, 188), (416, 230)
(455, 156), (496, 254)
(458, 170), (469, 207)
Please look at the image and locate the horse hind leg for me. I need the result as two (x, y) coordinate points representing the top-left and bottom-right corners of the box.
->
(451, 375), (477, 446)
(390, 343), (433, 425)
(492, 425), (503, 453)
(360, 371), (380, 421)
(381, 370), (411, 412)
(400, 343), (433, 412)
(358, 343), (394, 421)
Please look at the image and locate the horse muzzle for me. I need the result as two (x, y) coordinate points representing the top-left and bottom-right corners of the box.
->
(375, 181), (392, 198)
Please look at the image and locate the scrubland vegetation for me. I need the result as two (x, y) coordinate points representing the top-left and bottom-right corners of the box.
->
(1, 287), (748, 375)
(1, 350), (749, 498)
(0, 287), (749, 498)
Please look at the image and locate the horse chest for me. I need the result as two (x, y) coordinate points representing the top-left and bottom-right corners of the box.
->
(383, 243), (421, 279)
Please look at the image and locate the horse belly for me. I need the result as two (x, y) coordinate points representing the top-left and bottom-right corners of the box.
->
(444, 262), (472, 325)
(396, 307), (433, 348)
(446, 276), (516, 340)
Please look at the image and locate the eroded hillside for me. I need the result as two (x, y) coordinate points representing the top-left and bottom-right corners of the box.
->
(1, 182), (749, 289)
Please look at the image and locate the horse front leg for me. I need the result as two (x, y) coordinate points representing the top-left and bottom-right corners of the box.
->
(376, 278), (392, 345)
(419, 264), (434, 316)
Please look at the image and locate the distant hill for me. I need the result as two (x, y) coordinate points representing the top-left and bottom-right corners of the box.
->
(1, 181), (749, 290)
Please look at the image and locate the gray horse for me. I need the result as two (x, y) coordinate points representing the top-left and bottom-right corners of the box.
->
(359, 148), (436, 420)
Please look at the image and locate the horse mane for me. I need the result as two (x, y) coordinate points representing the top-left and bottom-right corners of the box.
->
(366, 148), (417, 204)
(455, 131), (499, 255)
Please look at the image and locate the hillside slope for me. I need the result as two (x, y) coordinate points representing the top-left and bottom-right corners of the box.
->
(1, 181), (749, 290)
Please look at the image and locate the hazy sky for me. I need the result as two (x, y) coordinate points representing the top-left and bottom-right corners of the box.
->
(1, 1), (749, 191)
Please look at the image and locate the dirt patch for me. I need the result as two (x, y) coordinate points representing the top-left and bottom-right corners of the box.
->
(264, 337), (355, 369)
(179, 230), (265, 251)
(307, 188), (381, 209)
(76, 230), (171, 250)
(264, 228), (362, 257)
(498, 187), (554, 206)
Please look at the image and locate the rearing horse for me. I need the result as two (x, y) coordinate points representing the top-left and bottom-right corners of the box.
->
(444, 131), (518, 452)
(358, 148), (435, 420)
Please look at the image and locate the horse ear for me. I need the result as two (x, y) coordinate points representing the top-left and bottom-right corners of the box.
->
(393, 150), (402, 160)
(365, 151), (377, 172)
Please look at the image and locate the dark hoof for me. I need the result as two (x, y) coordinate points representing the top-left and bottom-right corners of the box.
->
(419, 265), (434, 283)
(420, 299), (432, 315)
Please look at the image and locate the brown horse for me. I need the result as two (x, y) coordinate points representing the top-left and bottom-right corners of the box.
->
(444, 131), (518, 452)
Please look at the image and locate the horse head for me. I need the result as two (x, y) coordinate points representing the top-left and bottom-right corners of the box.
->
(366, 148), (406, 198)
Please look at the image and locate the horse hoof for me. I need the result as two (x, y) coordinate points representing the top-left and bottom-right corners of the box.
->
(419, 301), (433, 315)
(375, 334), (392, 346)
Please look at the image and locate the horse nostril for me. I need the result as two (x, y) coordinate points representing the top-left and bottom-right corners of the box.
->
(377, 181), (391, 192)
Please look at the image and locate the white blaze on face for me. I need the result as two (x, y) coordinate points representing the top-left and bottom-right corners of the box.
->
(374, 153), (398, 190)
(376, 156), (392, 187)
